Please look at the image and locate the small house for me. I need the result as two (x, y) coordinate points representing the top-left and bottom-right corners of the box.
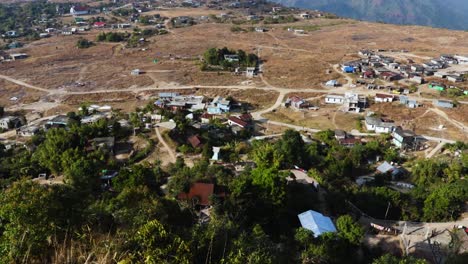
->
(158, 92), (180, 99)
(0, 116), (23, 130)
(298, 210), (337, 238)
(334, 130), (347, 140)
(325, 80), (339, 87)
(10, 53), (28, 60)
(363, 70), (375, 79)
(300, 13), (311, 19)
(224, 54), (239, 62)
(177, 182), (226, 207)
(294, 29), (305, 35)
(3, 30), (17, 38)
(411, 65), (424, 72)
(410, 76), (424, 84)
(434, 72), (447, 78)
(93, 22), (106, 28)
(375, 94), (395, 103)
(228, 116), (248, 128)
(45, 115), (70, 129)
(342, 66), (355, 73)
(376, 161), (404, 179)
(434, 100), (454, 109)
(380, 72), (401, 81)
(208, 96), (231, 113)
(131, 69), (141, 76)
(246, 67), (256, 78)
(188, 135), (202, 149)
(70, 5), (89, 16)
(365, 116), (395, 134)
(447, 75), (463, 83)
(428, 82), (445, 91)
(392, 128), (416, 150)
(454, 55), (468, 65)
(177, 183), (214, 207)
(17, 126), (39, 137)
(325, 95), (344, 104)
(286, 96), (309, 109)
(201, 113), (213, 124)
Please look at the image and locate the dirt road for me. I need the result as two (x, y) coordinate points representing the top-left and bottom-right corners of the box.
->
(0, 74), (49, 93)
(155, 126), (176, 163)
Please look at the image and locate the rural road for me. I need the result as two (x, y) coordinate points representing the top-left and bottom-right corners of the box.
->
(0, 74), (50, 93)
(155, 126), (176, 163)
(0, 70), (465, 144)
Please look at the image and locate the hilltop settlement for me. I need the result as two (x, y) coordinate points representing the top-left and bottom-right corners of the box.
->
(0, 0), (467, 264)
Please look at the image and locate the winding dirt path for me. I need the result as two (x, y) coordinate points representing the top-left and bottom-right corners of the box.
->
(155, 126), (176, 163)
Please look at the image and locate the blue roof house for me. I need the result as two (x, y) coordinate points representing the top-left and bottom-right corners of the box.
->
(342, 66), (355, 73)
(298, 210), (337, 237)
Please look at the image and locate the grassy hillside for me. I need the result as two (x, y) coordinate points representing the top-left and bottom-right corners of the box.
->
(273, 0), (468, 30)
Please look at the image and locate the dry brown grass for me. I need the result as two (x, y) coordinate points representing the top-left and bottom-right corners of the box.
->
(369, 102), (467, 141)
(1, 9), (467, 138)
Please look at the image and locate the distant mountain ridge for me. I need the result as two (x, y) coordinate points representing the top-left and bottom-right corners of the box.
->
(271, 0), (468, 30)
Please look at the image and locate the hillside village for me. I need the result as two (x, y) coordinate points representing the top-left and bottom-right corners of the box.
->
(0, 0), (467, 263)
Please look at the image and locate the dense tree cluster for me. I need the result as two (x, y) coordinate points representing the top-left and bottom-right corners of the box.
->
(0, 122), (465, 262)
(202, 47), (259, 71)
(96, 32), (130, 42)
(0, 1), (59, 40)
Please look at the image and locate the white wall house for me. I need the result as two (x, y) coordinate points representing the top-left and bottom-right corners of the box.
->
(365, 116), (395, 134)
(455, 55), (468, 65)
(325, 95), (344, 104)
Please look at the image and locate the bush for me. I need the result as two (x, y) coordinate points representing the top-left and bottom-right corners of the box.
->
(76, 38), (93, 49)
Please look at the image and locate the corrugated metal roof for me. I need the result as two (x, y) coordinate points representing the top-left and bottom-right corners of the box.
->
(298, 210), (337, 237)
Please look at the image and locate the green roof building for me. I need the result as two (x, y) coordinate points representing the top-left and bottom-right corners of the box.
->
(429, 83), (445, 91)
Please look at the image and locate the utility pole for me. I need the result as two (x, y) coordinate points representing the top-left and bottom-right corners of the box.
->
(384, 201), (391, 220)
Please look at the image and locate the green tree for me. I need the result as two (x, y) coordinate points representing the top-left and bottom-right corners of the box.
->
(336, 215), (364, 245)
(76, 38), (93, 48)
(204, 47), (219, 65)
(274, 129), (306, 168)
(33, 128), (79, 174)
(0, 181), (82, 262)
(423, 181), (468, 222)
(132, 219), (192, 263)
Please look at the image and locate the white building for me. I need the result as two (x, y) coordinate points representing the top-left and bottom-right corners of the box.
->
(325, 95), (344, 104)
(455, 55), (468, 65)
(365, 116), (395, 134)
(70, 6), (89, 16)
(375, 94), (395, 103)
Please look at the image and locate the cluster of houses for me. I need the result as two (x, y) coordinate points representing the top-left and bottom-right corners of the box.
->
(154, 92), (254, 134)
(155, 93), (228, 114)
(0, 104), (114, 139)
(342, 50), (468, 87)
(364, 114), (422, 150)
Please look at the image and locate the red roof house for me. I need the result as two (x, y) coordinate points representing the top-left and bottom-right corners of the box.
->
(228, 116), (248, 128)
(188, 135), (202, 148)
(93, 22), (106, 28)
(177, 183), (214, 206)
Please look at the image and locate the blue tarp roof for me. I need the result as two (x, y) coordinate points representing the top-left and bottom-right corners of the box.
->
(298, 210), (337, 237)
